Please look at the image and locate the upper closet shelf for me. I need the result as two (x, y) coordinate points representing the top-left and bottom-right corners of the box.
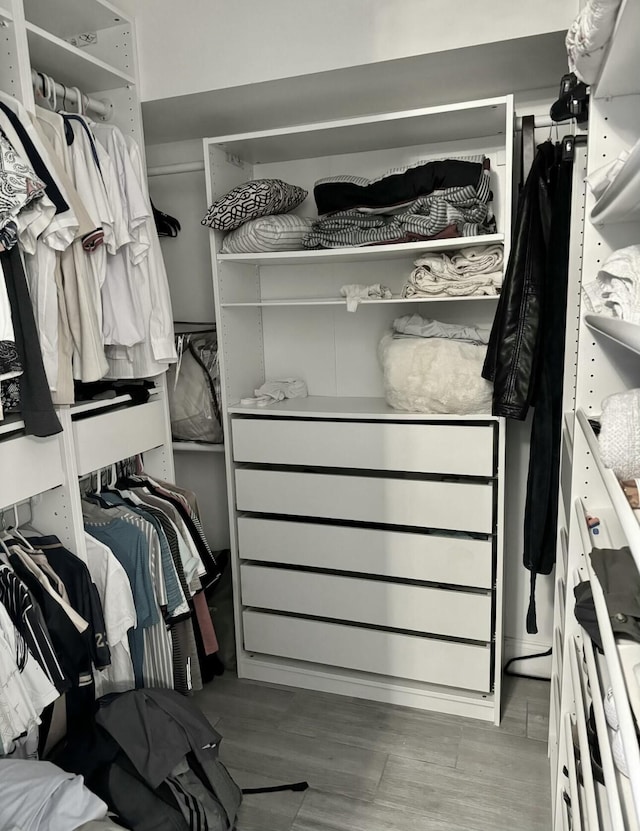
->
(207, 97), (510, 164)
(229, 395), (501, 422)
(26, 22), (134, 92)
(595, 0), (640, 99)
(577, 408), (640, 573)
(218, 233), (505, 266)
(23, 0), (130, 38)
(585, 314), (640, 357)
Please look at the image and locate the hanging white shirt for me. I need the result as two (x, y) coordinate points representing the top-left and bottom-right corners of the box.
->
(105, 137), (177, 378)
(84, 532), (136, 698)
(92, 125), (148, 348)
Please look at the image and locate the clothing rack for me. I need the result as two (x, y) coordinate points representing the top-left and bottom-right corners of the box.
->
(147, 161), (205, 177)
(31, 69), (112, 120)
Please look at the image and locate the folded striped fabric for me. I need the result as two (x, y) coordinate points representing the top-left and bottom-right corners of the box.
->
(303, 183), (494, 249)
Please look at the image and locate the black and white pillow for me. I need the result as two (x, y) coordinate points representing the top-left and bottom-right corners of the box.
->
(202, 179), (307, 231)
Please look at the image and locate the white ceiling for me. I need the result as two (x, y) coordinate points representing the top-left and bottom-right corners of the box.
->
(141, 32), (568, 145)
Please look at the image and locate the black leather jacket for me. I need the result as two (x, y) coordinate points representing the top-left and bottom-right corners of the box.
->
(482, 142), (557, 419)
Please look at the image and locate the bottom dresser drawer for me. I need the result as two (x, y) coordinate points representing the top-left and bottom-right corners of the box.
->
(241, 564), (492, 641)
(243, 610), (492, 692)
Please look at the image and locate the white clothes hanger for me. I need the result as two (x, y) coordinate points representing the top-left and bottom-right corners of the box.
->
(8, 503), (37, 551)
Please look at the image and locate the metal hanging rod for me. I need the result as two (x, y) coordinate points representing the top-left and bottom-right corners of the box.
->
(513, 114), (585, 131)
(146, 161), (205, 177)
(31, 70), (112, 120)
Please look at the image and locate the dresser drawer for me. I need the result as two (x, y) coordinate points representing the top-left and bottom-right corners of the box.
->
(73, 401), (165, 475)
(243, 610), (492, 692)
(241, 564), (492, 641)
(0, 434), (63, 506)
(235, 469), (493, 533)
(232, 417), (494, 476)
(238, 517), (493, 589)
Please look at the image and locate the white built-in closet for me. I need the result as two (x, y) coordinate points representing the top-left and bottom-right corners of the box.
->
(202, 97), (513, 723)
(0, 0), (175, 560)
(551, 2), (640, 828)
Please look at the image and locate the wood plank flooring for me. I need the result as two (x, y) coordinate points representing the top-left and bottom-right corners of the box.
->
(195, 673), (551, 831)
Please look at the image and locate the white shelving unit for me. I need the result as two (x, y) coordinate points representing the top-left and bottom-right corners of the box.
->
(205, 95), (513, 723)
(551, 4), (640, 827)
(0, 0), (175, 566)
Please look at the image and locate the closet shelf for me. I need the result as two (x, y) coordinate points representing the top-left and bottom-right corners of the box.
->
(221, 294), (500, 308)
(229, 395), (501, 422)
(585, 314), (640, 357)
(172, 441), (225, 453)
(576, 408), (640, 573)
(206, 97), (510, 164)
(595, 0), (640, 99)
(217, 233), (505, 266)
(25, 21), (135, 92)
(23, 0), (130, 40)
(70, 388), (160, 418)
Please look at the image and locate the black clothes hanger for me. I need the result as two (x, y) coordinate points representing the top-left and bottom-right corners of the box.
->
(550, 72), (589, 125)
(152, 201), (181, 237)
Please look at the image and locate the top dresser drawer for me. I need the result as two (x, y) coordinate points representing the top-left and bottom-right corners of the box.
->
(232, 417), (495, 476)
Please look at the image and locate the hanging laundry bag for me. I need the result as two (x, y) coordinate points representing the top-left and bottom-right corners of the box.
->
(168, 331), (223, 443)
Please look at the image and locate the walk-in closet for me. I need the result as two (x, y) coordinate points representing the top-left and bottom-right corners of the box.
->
(0, 1), (639, 829)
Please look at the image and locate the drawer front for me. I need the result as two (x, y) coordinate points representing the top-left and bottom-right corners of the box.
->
(238, 517), (493, 589)
(241, 564), (492, 641)
(243, 610), (492, 692)
(0, 434), (63, 506)
(74, 401), (165, 475)
(235, 469), (493, 533)
(233, 417), (495, 476)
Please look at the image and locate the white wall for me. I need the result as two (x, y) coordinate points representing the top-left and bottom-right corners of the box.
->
(135, 0), (577, 102)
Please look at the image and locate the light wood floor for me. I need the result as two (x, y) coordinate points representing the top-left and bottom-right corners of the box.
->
(195, 673), (551, 831)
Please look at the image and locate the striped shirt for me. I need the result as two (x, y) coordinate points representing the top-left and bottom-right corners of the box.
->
(0, 564), (67, 692)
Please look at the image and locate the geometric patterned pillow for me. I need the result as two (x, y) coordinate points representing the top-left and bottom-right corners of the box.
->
(201, 179), (307, 231)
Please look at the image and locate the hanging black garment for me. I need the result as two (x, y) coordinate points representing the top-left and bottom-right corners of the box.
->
(523, 143), (573, 633)
(1, 247), (62, 437)
(482, 140), (573, 634)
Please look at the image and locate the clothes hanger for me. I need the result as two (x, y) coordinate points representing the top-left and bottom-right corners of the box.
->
(7, 503), (37, 551)
(152, 201), (181, 237)
(48, 75), (57, 112)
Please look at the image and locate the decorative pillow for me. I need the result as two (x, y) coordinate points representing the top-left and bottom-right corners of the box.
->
(221, 214), (314, 253)
(202, 179), (307, 231)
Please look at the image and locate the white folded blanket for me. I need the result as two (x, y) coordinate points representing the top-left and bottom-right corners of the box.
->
(402, 245), (503, 297)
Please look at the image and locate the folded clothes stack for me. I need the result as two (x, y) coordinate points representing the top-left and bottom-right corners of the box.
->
(583, 245), (640, 323)
(402, 244), (504, 297)
(303, 156), (495, 249)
